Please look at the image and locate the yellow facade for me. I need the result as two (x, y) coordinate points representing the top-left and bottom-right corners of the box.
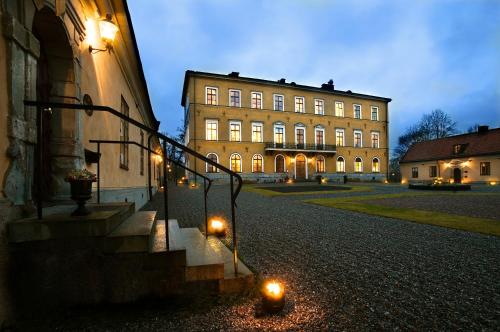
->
(183, 72), (390, 182)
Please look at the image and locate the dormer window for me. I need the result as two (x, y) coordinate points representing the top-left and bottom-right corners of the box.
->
(453, 144), (467, 155)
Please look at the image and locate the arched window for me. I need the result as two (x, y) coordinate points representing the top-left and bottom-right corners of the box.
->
(355, 157), (363, 173)
(372, 158), (380, 173)
(275, 154), (285, 173)
(316, 155), (325, 173)
(336, 156), (345, 172)
(206, 153), (219, 173)
(230, 153), (242, 173)
(252, 154), (263, 173)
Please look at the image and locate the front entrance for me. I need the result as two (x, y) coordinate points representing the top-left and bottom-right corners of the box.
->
(295, 154), (307, 179)
(453, 168), (462, 184)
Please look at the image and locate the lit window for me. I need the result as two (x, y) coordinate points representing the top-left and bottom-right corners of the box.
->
(252, 154), (263, 172)
(295, 127), (305, 148)
(355, 157), (363, 173)
(252, 123), (263, 142)
(315, 128), (324, 149)
(335, 101), (344, 117)
(336, 156), (345, 172)
(354, 130), (363, 148)
(230, 153), (242, 173)
(372, 158), (380, 172)
(274, 94), (284, 111)
(354, 104), (361, 119)
(429, 165), (437, 177)
(206, 120), (218, 141)
(275, 155), (285, 173)
(206, 153), (219, 173)
(295, 97), (305, 113)
(229, 89), (241, 107)
(480, 162), (490, 176)
(412, 167), (418, 178)
(317, 155), (325, 173)
(206, 87), (218, 105)
(274, 126), (285, 147)
(371, 106), (379, 121)
(335, 129), (344, 146)
(371, 132), (379, 148)
(314, 99), (324, 115)
(229, 121), (241, 142)
(251, 92), (263, 109)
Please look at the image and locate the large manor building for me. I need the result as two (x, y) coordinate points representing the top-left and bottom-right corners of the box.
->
(182, 71), (391, 182)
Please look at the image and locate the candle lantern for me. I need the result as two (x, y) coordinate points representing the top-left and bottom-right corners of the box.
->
(209, 218), (227, 237)
(261, 280), (285, 313)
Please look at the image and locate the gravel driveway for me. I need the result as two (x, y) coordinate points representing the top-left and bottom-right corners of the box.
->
(23, 183), (500, 331)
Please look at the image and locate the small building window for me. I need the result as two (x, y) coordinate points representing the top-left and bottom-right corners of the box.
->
(206, 153), (219, 173)
(354, 104), (362, 119)
(316, 155), (325, 173)
(335, 101), (344, 117)
(336, 156), (345, 172)
(251, 92), (262, 109)
(295, 96), (305, 113)
(205, 87), (218, 105)
(274, 126), (285, 147)
(429, 165), (437, 177)
(412, 167), (419, 178)
(354, 157), (363, 173)
(480, 162), (490, 176)
(120, 96), (129, 170)
(453, 144), (468, 155)
(140, 131), (144, 176)
(336, 129), (345, 147)
(229, 89), (241, 107)
(315, 128), (324, 149)
(229, 121), (241, 142)
(295, 127), (305, 148)
(371, 132), (380, 148)
(274, 94), (284, 111)
(372, 158), (380, 173)
(230, 153), (242, 173)
(252, 123), (263, 142)
(314, 99), (324, 115)
(371, 106), (379, 121)
(252, 154), (263, 173)
(275, 154), (285, 173)
(206, 119), (218, 141)
(354, 130), (363, 148)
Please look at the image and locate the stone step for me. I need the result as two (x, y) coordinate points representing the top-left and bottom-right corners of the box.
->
(105, 211), (157, 253)
(149, 219), (186, 253)
(181, 228), (225, 282)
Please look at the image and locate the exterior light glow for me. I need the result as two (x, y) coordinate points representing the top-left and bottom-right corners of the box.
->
(321, 178), (327, 184)
(209, 218), (226, 237)
(261, 280), (285, 313)
(490, 181), (497, 186)
(384, 180), (389, 184)
(401, 179), (406, 184)
(89, 14), (118, 54)
(286, 179), (293, 184)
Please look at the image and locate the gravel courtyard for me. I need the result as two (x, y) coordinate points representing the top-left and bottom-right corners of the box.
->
(25, 183), (500, 331)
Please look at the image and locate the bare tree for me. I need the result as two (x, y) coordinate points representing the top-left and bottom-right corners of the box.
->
(467, 123), (480, 133)
(419, 109), (457, 140)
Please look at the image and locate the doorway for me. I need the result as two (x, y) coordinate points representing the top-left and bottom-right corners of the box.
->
(453, 168), (462, 184)
(295, 154), (307, 179)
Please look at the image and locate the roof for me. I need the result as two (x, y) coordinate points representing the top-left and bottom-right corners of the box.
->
(400, 128), (500, 163)
(181, 70), (392, 107)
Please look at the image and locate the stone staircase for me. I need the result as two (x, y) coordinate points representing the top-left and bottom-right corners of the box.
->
(6, 202), (254, 311)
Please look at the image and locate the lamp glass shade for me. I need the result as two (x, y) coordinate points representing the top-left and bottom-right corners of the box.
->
(99, 19), (118, 44)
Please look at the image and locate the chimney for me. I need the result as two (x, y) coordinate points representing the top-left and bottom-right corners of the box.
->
(278, 78), (286, 84)
(321, 79), (334, 91)
(228, 72), (239, 77)
(478, 125), (489, 134)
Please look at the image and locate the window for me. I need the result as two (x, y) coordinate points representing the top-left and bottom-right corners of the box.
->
(453, 144), (468, 155)
(429, 165), (437, 177)
(335, 101), (344, 117)
(354, 130), (363, 148)
(205, 87), (218, 105)
(295, 127), (305, 148)
(251, 92), (263, 109)
(316, 155), (325, 173)
(371, 106), (379, 121)
(371, 132), (380, 148)
(412, 167), (419, 178)
(274, 125), (285, 147)
(372, 158), (380, 173)
(274, 94), (284, 111)
(230, 153), (242, 173)
(275, 154), (285, 173)
(120, 96), (129, 169)
(140, 131), (144, 175)
(229, 121), (241, 142)
(229, 89), (241, 107)
(314, 99), (324, 115)
(252, 122), (263, 143)
(206, 119), (218, 141)
(337, 156), (345, 172)
(206, 153), (219, 173)
(315, 128), (324, 149)
(252, 154), (263, 173)
(335, 129), (345, 146)
(355, 157), (363, 173)
(354, 104), (361, 119)
(295, 96), (305, 113)
(480, 162), (490, 176)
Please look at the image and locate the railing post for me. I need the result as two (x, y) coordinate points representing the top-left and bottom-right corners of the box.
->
(230, 175), (238, 276)
(36, 107), (43, 220)
(147, 134), (153, 201)
(204, 178), (208, 239)
(97, 142), (101, 204)
(162, 139), (169, 251)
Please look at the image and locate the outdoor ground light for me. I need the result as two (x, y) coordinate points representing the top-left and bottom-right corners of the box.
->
(490, 181), (497, 186)
(89, 14), (118, 54)
(261, 279), (285, 313)
(321, 178), (327, 184)
(209, 218), (227, 237)
(286, 179), (293, 184)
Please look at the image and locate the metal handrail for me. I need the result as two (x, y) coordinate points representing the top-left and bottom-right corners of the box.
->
(25, 100), (243, 275)
(264, 141), (337, 151)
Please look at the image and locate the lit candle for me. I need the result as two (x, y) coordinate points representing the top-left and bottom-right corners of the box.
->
(261, 280), (285, 312)
(209, 219), (226, 237)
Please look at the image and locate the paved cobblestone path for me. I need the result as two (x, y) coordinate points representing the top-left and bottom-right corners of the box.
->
(24, 184), (500, 331)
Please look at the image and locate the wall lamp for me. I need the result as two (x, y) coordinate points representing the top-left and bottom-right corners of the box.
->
(89, 14), (118, 54)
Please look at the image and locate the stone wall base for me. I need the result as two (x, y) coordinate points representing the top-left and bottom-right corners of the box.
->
(189, 173), (386, 184)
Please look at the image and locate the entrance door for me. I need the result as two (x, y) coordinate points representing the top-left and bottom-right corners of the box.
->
(295, 155), (306, 179)
(453, 168), (462, 184)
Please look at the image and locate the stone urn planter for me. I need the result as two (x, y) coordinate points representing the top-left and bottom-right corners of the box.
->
(65, 169), (97, 216)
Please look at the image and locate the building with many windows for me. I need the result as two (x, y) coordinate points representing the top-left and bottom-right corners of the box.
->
(400, 126), (500, 184)
(182, 71), (391, 182)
